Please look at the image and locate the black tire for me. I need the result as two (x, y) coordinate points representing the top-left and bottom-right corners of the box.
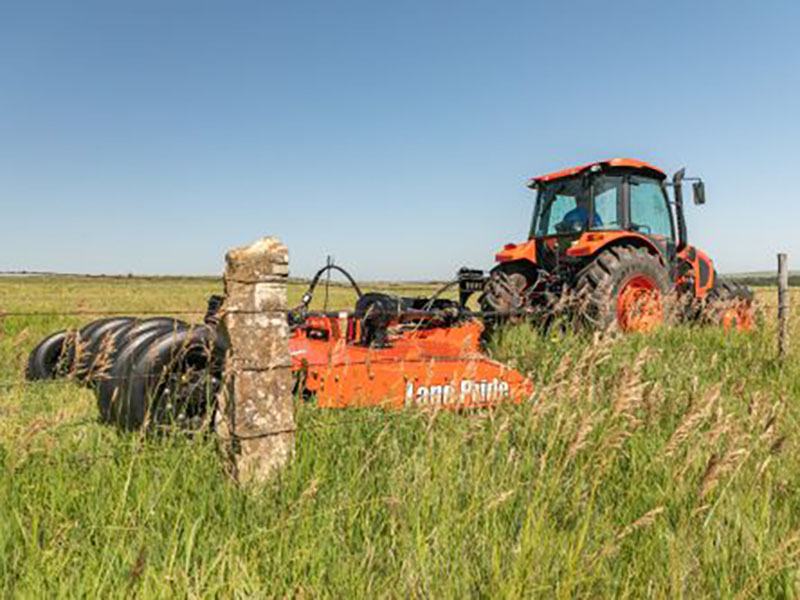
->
(95, 319), (189, 423)
(479, 262), (538, 340)
(115, 326), (227, 431)
(705, 276), (755, 329)
(77, 317), (128, 346)
(480, 263), (534, 314)
(574, 246), (671, 331)
(74, 317), (135, 382)
(84, 317), (187, 386)
(25, 330), (71, 380)
(708, 277), (754, 304)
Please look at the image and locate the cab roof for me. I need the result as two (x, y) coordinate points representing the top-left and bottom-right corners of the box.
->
(529, 158), (666, 187)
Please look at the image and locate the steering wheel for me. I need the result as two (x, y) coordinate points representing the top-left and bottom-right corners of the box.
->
(630, 222), (652, 234)
(554, 220), (583, 234)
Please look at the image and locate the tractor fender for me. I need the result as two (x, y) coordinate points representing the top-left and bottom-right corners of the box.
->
(494, 239), (537, 266)
(565, 231), (667, 265)
(677, 245), (715, 298)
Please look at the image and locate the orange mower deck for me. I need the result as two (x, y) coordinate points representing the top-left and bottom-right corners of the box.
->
(291, 314), (533, 409)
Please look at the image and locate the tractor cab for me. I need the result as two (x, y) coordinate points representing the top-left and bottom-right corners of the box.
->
(529, 159), (683, 262)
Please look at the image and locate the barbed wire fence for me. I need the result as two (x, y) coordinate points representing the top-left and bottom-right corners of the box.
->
(0, 254), (793, 452)
(1, 245), (512, 481)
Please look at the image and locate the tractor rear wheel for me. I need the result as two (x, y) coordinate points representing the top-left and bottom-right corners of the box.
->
(706, 277), (754, 331)
(575, 246), (670, 332)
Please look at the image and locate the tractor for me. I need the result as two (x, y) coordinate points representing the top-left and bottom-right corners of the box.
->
(478, 158), (754, 332)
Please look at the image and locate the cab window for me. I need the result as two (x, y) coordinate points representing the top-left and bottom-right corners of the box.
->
(543, 195), (577, 234)
(590, 176), (622, 230)
(629, 177), (673, 239)
(533, 175), (622, 236)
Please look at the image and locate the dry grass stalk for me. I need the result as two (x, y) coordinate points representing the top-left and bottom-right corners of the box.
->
(756, 456), (772, 480)
(600, 427), (633, 456)
(769, 435), (786, 455)
(566, 411), (598, 461)
(593, 506), (666, 562)
(506, 446), (517, 466)
(663, 385), (720, 457)
(492, 416), (511, 446)
(540, 352), (573, 401)
(699, 446), (748, 499)
(704, 412), (733, 448)
(642, 380), (665, 421)
(299, 477), (320, 503)
(612, 348), (650, 422)
(88, 331), (117, 381)
(735, 529), (800, 599)
(591, 349), (652, 467)
(616, 506), (666, 541)
(485, 489), (515, 511)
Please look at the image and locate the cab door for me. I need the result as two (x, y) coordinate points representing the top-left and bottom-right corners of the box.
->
(627, 175), (677, 262)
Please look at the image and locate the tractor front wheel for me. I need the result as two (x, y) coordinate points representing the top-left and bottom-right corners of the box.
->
(479, 262), (537, 340)
(575, 246), (671, 332)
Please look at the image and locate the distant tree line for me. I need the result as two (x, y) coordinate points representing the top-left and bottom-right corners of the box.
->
(729, 275), (800, 287)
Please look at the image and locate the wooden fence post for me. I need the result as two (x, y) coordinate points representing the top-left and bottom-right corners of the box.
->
(217, 237), (295, 484)
(778, 253), (789, 360)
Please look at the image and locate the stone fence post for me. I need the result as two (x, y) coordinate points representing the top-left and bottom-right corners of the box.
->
(216, 237), (295, 484)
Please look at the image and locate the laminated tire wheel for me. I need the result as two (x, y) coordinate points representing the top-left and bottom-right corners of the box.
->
(25, 330), (72, 380)
(95, 318), (189, 423)
(74, 317), (135, 382)
(114, 325), (227, 432)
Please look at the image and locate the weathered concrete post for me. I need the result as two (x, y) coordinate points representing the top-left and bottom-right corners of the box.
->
(778, 252), (789, 360)
(217, 237), (295, 484)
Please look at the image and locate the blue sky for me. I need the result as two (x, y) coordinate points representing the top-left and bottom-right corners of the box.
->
(1, 0), (798, 279)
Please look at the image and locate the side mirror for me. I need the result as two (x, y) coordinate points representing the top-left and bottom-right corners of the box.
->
(692, 181), (706, 205)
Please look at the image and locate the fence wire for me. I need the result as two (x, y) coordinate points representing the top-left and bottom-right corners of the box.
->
(1, 265), (783, 452)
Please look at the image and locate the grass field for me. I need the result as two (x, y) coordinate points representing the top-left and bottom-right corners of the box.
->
(2, 276), (800, 596)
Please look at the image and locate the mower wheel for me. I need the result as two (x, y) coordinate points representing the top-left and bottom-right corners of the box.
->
(706, 277), (755, 331)
(114, 325), (227, 432)
(575, 246), (671, 332)
(95, 319), (189, 423)
(25, 330), (72, 380)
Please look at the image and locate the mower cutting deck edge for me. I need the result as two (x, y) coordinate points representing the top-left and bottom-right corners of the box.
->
(25, 265), (533, 431)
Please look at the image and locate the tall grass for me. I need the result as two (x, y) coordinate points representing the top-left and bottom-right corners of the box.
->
(1, 278), (799, 596)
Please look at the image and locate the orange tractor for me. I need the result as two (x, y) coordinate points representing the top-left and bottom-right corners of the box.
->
(476, 158), (754, 332)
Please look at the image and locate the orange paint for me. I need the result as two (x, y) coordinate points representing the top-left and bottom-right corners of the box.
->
(677, 245), (716, 298)
(530, 157), (665, 185)
(495, 240), (537, 265)
(290, 316), (533, 410)
(615, 274), (663, 332)
(565, 231), (663, 260)
(720, 303), (754, 332)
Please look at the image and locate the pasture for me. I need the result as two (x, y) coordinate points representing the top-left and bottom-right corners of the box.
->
(1, 276), (799, 597)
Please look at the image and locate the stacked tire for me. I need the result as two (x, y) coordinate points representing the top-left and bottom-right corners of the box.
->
(26, 316), (227, 432)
